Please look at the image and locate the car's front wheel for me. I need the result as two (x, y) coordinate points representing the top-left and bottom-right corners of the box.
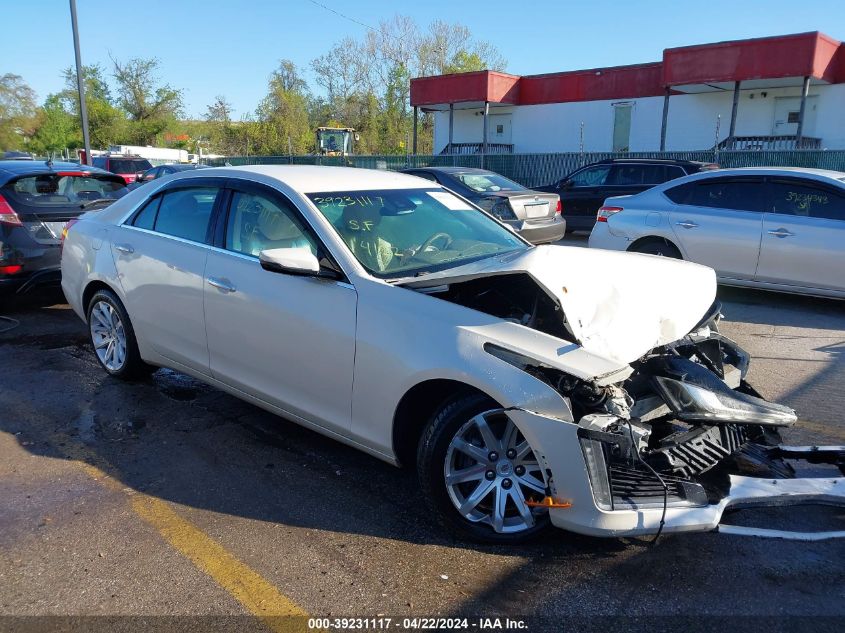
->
(418, 393), (551, 543)
(87, 289), (152, 379)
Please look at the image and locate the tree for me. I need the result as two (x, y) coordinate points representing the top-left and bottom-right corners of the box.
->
(0, 74), (37, 150)
(59, 65), (125, 149)
(111, 57), (183, 144)
(254, 60), (313, 154)
(28, 94), (77, 154)
(205, 95), (233, 124)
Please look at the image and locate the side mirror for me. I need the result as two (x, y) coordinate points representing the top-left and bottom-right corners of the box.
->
(135, 171), (147, 182)
(259, 248), (321, 276)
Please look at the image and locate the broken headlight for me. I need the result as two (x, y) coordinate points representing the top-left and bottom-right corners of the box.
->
(653, 376), (797, 426)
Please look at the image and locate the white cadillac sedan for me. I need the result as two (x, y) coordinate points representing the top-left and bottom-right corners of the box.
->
(62, 166), (844, 543)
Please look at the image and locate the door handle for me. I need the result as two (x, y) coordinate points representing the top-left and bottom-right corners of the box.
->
(207, 277), (236, 293)
(767, 228), (795, 238)
(675, 221), (699, 229)
(114, 243), (134, 254)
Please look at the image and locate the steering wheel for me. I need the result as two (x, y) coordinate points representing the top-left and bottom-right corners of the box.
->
(419, 232), (453, 253)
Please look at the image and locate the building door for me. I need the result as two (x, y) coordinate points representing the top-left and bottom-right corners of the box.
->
(772, 96), (817, 136)
(487, 114), (512, 145)
(612, 103), (632, 152)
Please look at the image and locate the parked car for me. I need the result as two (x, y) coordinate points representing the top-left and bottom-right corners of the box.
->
(3, 151), (34, 161)
(0, 160), (127, 295)
(588, 167), (845, 299)
(537, 159), (718, 232)
(401, 167), (565, 244)
(128, 163), (209, 190)
(91, 155), (153, 184)
(62, 165), (843, 543)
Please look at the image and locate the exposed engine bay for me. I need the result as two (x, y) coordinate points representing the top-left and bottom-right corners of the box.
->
(413, 274), (845, 535)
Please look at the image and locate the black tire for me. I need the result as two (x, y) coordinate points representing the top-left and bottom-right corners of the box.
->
(417, 392), (551, 544)
(86, 289), (153, 380)
(629, 238), (682, 259)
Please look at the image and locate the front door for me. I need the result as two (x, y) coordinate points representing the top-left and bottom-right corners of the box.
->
(612, 103), (632, 152)
(112, 184), (222, 373)
(487, 114), (512, 146)
(666, 177), (765, 279)
(773, 96), (818, 136)
(203, 184), (357, 434)
(756, 177), (845, 291)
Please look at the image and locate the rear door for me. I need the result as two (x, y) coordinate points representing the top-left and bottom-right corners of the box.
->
(665, 176), (765, 278)
(756, 177), (845, 291)
(112, 180), (224, 374)
(559, 164), (612, 226)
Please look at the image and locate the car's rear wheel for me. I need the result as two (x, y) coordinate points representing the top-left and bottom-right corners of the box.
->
(629, 238), (682, 259)
(87, 289), (152, 379)
(418, 393), (551, 543)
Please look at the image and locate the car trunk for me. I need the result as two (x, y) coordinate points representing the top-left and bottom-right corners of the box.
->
(1, 172), (126, 244)
(500, 192), (559, 222)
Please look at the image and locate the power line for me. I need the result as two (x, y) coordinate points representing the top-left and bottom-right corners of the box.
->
(307, 0), (376, 33)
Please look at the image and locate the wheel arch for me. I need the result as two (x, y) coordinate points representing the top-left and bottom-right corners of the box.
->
(627, 234), (683, 257)
(392, 379), (500, 469)
(82, 279), (122, 314)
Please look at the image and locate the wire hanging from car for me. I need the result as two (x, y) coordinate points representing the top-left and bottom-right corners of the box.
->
(0, 316), (20, 334)
(625, 418), (668, 544)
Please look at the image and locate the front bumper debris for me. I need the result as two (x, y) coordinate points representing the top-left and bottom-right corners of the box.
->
(504, 407), (845, 540)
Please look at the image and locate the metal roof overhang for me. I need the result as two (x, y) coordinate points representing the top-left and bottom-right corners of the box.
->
(410, 31), (844, 108)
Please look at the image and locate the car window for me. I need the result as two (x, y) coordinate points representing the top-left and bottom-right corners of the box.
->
(92, 157), (107, 170)
(3, 173), (126, 207)
(767, 180), (845, 221)
(131, 197), (161, 229)
(568, 166), (611, 187)
(455, 172), (525, 193)
(152, 187), (218, 242)
(609, 165), (645, 186)
(667, 166), (687, 180)
(665, 178), (765, 212)
(109, 159), (153, 174)
(225, 191), (316, 257)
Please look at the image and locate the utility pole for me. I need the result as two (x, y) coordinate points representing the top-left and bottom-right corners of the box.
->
(69, 0), (91, 166)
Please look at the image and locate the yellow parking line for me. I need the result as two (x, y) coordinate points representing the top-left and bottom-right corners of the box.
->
(71, 451), (309, 632)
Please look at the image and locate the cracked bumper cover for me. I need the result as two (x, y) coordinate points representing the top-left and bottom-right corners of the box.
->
(505, 408), (845, 539)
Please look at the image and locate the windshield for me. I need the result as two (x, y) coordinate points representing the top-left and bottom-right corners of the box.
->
(455, 172), (526, 193)
(110, 158), (153, 173)
(307, 188), (527, 278)
(4, 173), (127, 207)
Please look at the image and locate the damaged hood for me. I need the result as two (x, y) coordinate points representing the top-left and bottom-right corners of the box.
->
(403, 245), (717, 364)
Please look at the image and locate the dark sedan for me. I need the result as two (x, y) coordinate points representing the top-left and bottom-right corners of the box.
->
(128, 163), (209, 190)
(0, 160), (126, 295)
(401, 167), (565, 244)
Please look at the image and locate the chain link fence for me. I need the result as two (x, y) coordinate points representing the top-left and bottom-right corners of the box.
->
(204, 150), (845, 188)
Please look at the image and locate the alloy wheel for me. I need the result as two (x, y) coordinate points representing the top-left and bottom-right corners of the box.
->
(444, 410), (547, 534)
(90, 300), (127, 372)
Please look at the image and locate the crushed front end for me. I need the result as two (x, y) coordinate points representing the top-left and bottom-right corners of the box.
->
(498, 304), (845, 539)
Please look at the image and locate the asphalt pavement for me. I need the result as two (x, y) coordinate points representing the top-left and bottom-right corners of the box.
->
(0, 241), (843, 631)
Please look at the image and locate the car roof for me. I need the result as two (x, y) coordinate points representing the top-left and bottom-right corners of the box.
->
(591, 158), (714, 167)
(406, 166), (492, 175)
(677, 166), (845, 181)
(204, 165), (437, 193)
(0, 160), (113, 178)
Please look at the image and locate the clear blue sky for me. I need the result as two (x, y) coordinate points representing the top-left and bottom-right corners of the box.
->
(3, 0), (844, 118)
